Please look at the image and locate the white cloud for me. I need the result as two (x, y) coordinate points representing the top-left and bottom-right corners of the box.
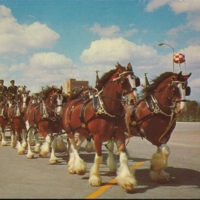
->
(0, 5), (60, 55)
(170, 0), (200, 14)
(88, 23), (138, 38)
(146, 0), (200, 34)
(190, 78), (200, 87)
(80, 37), (158, 67)
(145, 0), (171, 12)
(179, 45), (200, 70)
(29, 52), (73, 69)
(89, 23), (120, 38)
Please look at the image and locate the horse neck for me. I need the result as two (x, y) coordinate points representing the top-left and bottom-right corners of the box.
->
(102, 81), (123, 113)
(154, 79), (174, 112)
(44, 97), (54, 114)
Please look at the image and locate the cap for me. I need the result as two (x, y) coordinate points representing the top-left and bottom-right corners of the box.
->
(0, 79), (4, 83)
(10, 80), (15, 83)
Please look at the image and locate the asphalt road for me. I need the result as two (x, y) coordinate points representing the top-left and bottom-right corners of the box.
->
(0, 122), (199, 199)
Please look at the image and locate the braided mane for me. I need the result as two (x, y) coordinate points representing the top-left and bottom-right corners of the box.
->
(141, 72), (174, 98)
(95, 63), (124, 90)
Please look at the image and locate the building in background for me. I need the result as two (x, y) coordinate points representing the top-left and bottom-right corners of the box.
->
(63, 78), (89, 94)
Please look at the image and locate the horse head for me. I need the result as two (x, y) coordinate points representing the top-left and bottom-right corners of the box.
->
(5, 93), (14, 108)
(48, 86), (64, 116)
(20, 89), (30, 110)
(143, 71), (192, 115)
(111, 62), (140, 105)
(95, 62), (140, 116)
(172, 71), (192, 114)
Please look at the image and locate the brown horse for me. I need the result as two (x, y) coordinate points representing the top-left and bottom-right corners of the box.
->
(106, 71), (192, 186)
(8, 89), (30, 151)
(0, 95), (11, 146)
(24, 86), (65, 163)
(62, 63), (140, 193)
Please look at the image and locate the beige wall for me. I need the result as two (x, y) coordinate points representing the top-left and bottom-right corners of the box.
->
(63, 78), (88, 94)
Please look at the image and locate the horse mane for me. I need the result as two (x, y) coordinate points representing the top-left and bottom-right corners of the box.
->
(141, 72), (174, 98)
(95, 63), (123, 90)
(69, 87), (85, 101)
(39, 85), (60, 99)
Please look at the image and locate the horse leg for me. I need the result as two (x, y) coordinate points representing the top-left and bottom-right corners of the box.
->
(85, 138), (94, 153)
(10, 130), (17, 148)
(26, 124), (34, 159)
(56, 136), (67, 153)
(16, 129), (26, 155)
(68, 137), (86, 175)
(49, 135), (59, 164)
(1, 127), (8, 146)
(115, 141), (137, 193)
(89, 139), (103, 186)
(106, 140), (118, 172)
(75, 133), (86, 151)
(150, 144), (170, 183)
(39, 134), (51, 157)
(33, 131), (41, 153)
(21, 129), (28, 150)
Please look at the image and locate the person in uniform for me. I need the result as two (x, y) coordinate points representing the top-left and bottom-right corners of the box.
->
(0, 79), (8, 105)
(7, 80), (18, 100)
(0, 79), (8, 97)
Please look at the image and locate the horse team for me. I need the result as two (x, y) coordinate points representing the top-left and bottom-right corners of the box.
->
(0, 63), (191, 193)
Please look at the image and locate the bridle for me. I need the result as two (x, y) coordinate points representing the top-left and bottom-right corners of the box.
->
(95, 70), (138, 118)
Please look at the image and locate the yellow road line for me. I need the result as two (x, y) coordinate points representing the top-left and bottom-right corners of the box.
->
(86, 161), (143, 199)
(190, 132), (195, 135)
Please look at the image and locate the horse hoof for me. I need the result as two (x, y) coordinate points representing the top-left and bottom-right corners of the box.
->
(89, 176), (101, 186)
(39, 153), (48, 157)
(18, 151), (25, 155)
(76, 170), (86, 175)
(27, 154), (34, 159)
(50, 159), (59, 164)
(123, 184), (134, 193)
(69, 169), (76, 174)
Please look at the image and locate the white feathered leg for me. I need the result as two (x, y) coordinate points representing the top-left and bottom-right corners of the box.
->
(89, 153), (103, 186)
(106, 140), (118, 172)
(68, 138), (86, 175)
(1, 131), (8, 146)
(116, 151), (137, 193)
(21, 129), (27, 149)
(26, 128), (34, 159)
(39, 135), (51, 157)
(16, 141), (25, 154)
(56, 136), (67, 152)
(85, 138), (94, 153)
(11, 133), (17, 148)
(150, 144), (170, 183)
(33, 132), (41, 153)
(49, 136), (59, 164)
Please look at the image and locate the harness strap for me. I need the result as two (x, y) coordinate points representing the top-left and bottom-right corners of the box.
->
(68, 99), (83, 134)
(79, 99), (91, 128)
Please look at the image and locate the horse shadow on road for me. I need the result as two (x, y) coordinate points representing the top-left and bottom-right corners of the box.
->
(131, 166), (200, 194)
(77, 150), (200, 194)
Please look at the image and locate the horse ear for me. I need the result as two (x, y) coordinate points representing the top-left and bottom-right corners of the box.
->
(183, 72), (192, 81)
(126, 63), (132, 71)
(177, 71), (182, 79)
(60, 86), (63, 92)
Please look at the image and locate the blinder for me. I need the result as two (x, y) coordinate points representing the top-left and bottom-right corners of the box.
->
(134, 76), (141, 87)
(185, 86), (191, 96)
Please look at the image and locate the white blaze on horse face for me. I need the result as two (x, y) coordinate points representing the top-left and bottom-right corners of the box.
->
(22, 94), (27, 109)
(55, 94), (63, 116)
(16, 105), (21, 116)
(176, 82), (187, 114)
(127, 74), (139, 104)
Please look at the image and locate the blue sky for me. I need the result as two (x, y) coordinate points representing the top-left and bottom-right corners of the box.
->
(0, 0), (200, 102)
